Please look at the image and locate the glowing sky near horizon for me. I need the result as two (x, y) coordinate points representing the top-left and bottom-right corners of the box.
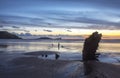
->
(0, 0), (120, 37)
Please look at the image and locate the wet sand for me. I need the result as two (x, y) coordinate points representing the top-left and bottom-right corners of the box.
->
(0, 56), (79, 78)
(0, 51), (120, 78)
(83, 61), (120, 78)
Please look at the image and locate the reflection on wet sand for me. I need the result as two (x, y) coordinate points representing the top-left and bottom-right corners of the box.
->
(84, 62), (93, 76)
(83, 61), (107, 78)
(24, 51), (60, 60)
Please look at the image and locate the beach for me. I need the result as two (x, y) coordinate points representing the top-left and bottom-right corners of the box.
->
(0, 51), (120, 78)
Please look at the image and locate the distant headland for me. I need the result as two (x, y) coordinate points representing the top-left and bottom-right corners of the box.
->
(0, 31), (21, 39)
(37, 37), (61, 40)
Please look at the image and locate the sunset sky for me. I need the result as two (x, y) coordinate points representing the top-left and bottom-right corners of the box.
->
(0, 0), (120, 38)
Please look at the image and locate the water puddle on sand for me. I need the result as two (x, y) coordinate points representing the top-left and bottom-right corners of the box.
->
(37, 52), (82, 60)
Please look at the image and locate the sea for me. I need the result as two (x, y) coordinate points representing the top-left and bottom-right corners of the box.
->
(0, 39), (120, 63)
(0, 39), (120, 53)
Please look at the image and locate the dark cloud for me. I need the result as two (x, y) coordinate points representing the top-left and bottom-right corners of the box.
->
(23, 30), (30, 33)
(0, 15), (48, 27)
(43, 29), (52, 32)
(0, 25), (3, 28)
(12, 26), (20, 29)
(19, 32), (32, 36)
(35, 30), (37, 32)
(49, 16), (120, 29)
(67, 30), (72, 32)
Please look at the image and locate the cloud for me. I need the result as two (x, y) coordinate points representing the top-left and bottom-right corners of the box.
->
(35, 30), (37, 32)
(0, 25), (3, 28)
(67, 30), (72, 32)
(1, 0), (120, 31)
(0, 15), (48, 26)
(43, 29), (52, 32)
(47, 15), (120, 29)
(12, 26), (20, 29)
(0, 14), (120, 30)
(19, 32), (32, 36)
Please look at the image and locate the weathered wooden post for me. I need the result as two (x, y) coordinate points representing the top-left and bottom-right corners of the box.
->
(82, 31), (102, 61)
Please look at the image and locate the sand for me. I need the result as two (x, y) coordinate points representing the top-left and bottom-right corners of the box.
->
(0, 51), (120, 78)
(0, 56), (78, 78)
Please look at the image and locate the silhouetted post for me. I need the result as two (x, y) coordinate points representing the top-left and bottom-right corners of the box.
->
(82, 31), (102, 61)
(58, 42), (60, 50)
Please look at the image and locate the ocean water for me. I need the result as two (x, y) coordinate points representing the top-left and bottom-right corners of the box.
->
(0, 39), (120, 53)
(0, 39), (120, 64)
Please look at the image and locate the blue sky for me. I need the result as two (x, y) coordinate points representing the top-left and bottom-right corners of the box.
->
(0, 0), (120, 36)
